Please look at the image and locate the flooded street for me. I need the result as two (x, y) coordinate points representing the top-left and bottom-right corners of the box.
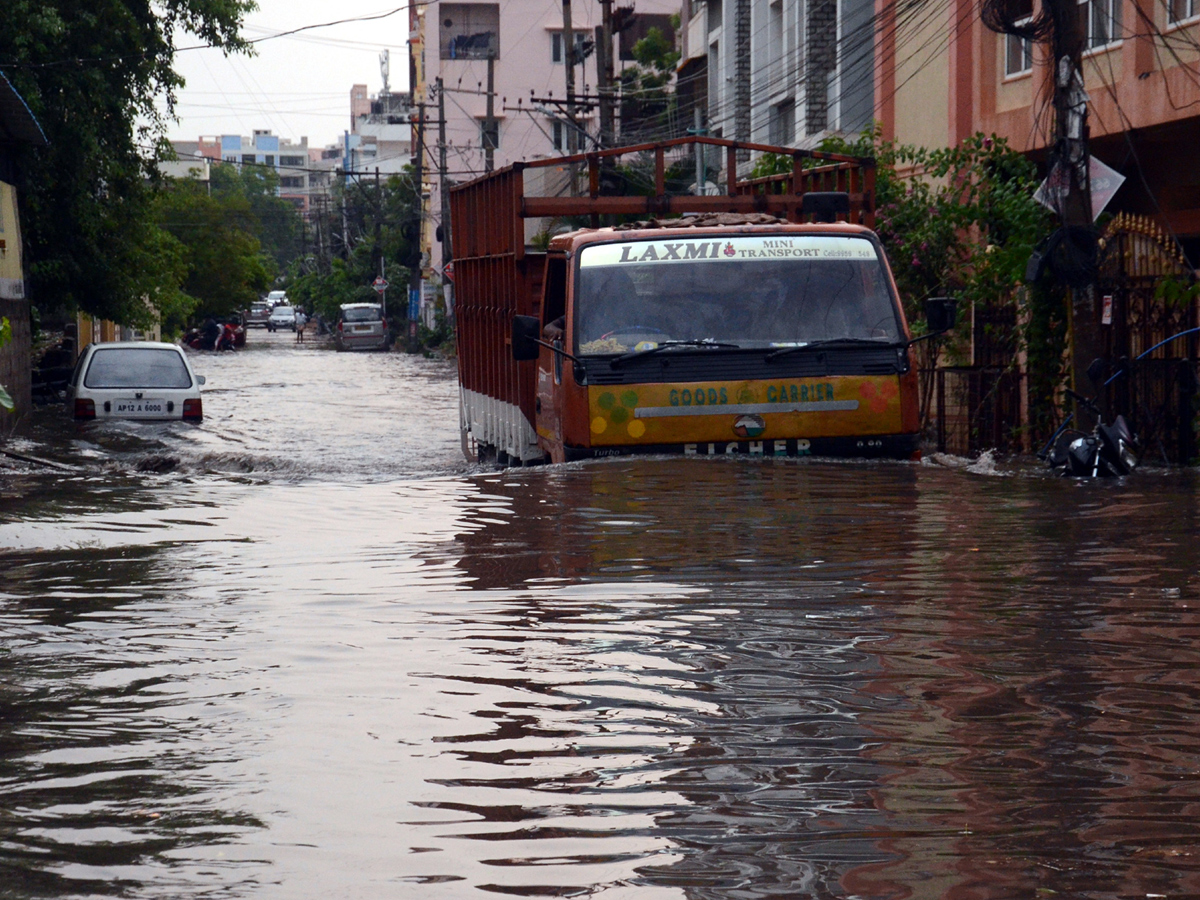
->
(2, 332), (1200, 898)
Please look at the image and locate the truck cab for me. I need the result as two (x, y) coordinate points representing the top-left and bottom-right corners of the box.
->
(517, 222), (922, 463)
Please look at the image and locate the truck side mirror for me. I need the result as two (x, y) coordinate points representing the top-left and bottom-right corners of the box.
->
(925, 297), (958, 334)
(511, 315), (541, 361)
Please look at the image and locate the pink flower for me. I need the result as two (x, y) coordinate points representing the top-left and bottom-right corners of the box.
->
(911, 254), (921, 267)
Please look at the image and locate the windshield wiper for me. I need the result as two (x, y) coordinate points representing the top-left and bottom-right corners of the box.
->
(610, 339), (740, 367)
(765, 337), (898, 362)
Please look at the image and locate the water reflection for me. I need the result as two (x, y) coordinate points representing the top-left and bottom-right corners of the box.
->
(1, 456), (1199, 898)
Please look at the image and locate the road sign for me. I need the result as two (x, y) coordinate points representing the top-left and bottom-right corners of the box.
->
(372, 276), (388, 293)
(1034, 156), (1126, 221)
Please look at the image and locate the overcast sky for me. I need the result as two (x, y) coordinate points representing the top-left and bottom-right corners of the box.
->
(164, 1), (411, 150)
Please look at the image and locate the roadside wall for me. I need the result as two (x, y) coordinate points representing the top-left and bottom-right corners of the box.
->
(0, 179), (31, 425)
(0, 296), (31, 426)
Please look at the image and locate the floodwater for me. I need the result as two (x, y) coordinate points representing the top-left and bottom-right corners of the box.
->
(2, 330), (1199, 899)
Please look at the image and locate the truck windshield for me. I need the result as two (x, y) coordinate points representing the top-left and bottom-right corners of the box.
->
(575, 235), (901, 355)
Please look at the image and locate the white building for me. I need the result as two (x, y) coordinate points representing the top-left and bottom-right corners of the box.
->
(347, 84), (414, 176)
(409, 0), (680, 305)
(677, 0), (875, 161)
(170, 131), (318, 211)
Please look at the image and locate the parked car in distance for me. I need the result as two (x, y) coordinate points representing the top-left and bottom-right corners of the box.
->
(266, 290), (288, 306)
(66, 341), (204, 421)
(246, 302), (271, 328)
(336, 303), (389, 351)
(267, 305), (297, 332)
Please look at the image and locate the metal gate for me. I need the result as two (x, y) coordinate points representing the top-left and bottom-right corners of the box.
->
(1095, 213), (1199, 465)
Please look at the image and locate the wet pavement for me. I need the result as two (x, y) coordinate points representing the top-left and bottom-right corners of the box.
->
(1, 330), (1199, 898)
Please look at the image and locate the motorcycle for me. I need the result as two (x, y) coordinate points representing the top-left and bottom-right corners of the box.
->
(183, 323), (237, 352)
(1042, 386), (1138, 477)
(1039, 326), (1200, 477)
(215, 323), (237, 351)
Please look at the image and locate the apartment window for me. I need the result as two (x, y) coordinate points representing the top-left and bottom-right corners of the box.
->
(280, 155), (305, 167)
(551, 31), (588, 63)
(768, 99), (795, 145)
(264, 155), (275, 166)
(769, 0), (784, 84)
(440, 4), (500, 59)
(1079, 0), (1122, 49)
(280, 176), (304, 188)
(1169, 0), (1197, 22)
(479, 118), (500, 151)
(1005, 31), (1033, 75)
(550, 120), (565, 151)
(241, 154), (256, 166)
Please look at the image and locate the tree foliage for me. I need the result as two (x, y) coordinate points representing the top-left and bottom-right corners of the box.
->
(618, 21), (681, 144)
(286, 170), (422, 323)
(1, 0), (255, 326)
(209, 161), (303, 269)
(153, 164), (276, 332)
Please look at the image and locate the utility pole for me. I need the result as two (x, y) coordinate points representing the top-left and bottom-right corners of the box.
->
(734, 0), (751, 160)
(596, 0), (615, 149)
(437, 77), (454, 327)
(485, 53), (497, 172)
(409, 101), (425, 353)
(692, 107), (706, 195)
(1046, 0), (1099, 396)
(562, 0), (577, 152)
(375, 166), (386, 318)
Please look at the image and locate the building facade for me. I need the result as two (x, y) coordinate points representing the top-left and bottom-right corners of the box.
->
(172, 131), (317, 211)
(0, 73), (47, 421)
(872, 0), (1200, 261)
(346, 84), (414, 175)
(677, 0), (876, 159)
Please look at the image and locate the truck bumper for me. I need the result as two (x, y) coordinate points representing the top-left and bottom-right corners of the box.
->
(563, 433), (921, 462)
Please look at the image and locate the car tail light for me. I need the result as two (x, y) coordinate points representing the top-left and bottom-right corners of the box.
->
(381, 319), (388, 330)
(74, 398), (96, 419)
(183, 398), (203, 420)
(337, 320), (343, 331)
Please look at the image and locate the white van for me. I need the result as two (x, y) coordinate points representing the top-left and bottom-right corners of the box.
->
(266, 290), (288, 307)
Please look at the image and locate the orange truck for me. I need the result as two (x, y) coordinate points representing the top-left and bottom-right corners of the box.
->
(449, 137), (954, 465)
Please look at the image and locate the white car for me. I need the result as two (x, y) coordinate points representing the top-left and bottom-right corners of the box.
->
(268, 305), (296, 331)
(66, 341), (205, 421)
(335, 303), (389, 351)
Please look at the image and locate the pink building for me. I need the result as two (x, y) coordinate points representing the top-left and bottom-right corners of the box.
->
(410, 0), (679, 281)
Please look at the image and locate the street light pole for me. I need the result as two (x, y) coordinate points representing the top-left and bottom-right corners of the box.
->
(409, 101), (426, 353)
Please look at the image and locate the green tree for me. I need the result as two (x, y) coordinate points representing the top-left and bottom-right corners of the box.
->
(1, 0), (254, 327)
(287, 169), (421, 323)
(208, 161), (303, 269)
(618, 22), (681, 144)
(153, 170), (274, 331)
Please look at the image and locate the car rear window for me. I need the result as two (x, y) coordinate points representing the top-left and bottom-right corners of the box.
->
(83, 348), (193, 389)
(342, 307), (382, 323)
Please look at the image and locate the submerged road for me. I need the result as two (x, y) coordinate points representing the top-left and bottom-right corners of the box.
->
(1, 330), (1199, 899)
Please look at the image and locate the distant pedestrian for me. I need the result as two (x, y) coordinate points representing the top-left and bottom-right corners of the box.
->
(295, 310), (307, 343)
